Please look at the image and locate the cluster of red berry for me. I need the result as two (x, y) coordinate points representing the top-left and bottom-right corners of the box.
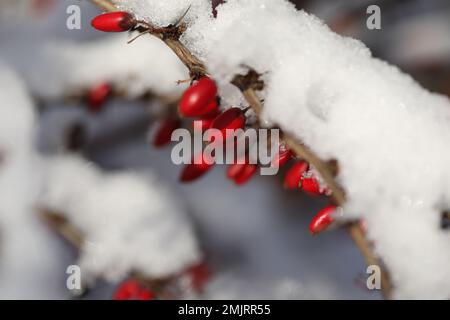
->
(91, 12), (338, 275)
(90, 11), (339, 235)
(90, 11), (340, 232)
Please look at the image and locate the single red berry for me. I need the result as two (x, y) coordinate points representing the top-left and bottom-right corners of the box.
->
(153, 117), (181, 147)
(179, 77), (218, 117)
(309, 205), (337, 235)
(272, 145), (293, 168)
(91, 12), (135, 32)
(88, 82), (112, 112)
(210, 107), (246, 142)
(301, 177), (324, 196)
(227, 162), (247, 180)
(233, 163), (258, 185)
(284, 161), (309, 189)
(186, 262), (211, 293)
(113, 280), (154, 300)
(136, 290), (155, 300)
(180, 153), (215, 182)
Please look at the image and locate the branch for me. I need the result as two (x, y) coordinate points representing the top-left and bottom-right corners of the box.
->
(233, 71), (392, 299)
(87, 0), (393, 299)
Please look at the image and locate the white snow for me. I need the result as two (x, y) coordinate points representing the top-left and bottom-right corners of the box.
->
(116, 0), (450, 298)
(112, 0), (212, 28)
(0, 61), (65, 299)
(40, 154), (201, 283)
(1, 35), (187, 99)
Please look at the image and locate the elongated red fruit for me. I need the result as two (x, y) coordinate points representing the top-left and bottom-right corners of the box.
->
(113, 280), (155, 300)
(88, 82), (112, 112)
(309, 206), (336, 235)
(185, 262), (211, 293)
(272, 145), (293, 168)
(180, 153), (215, 182)
(91, 12), (135, 32)
(179, 77), (218, 117)
(301, 177), (324, 195)
(153, 117), (180, 147)
(227, 162), (246, 180)
(284, 161), (309, 189)
(234, 163), (258, 185)
(210, 107), (246, 141)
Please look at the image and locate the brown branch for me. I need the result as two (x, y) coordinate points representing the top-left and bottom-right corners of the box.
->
(234, 72), (392, 298)
(88, 0), (393, 299)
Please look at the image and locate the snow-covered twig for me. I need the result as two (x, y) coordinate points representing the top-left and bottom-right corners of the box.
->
(89, 0), (393, 298)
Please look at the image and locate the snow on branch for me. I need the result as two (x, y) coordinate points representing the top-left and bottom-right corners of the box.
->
(39, 154), (201, 283)
(109, 0), (450, 298)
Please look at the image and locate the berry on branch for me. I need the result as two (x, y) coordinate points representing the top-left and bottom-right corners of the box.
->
(87, 81), (112, 113)
(91, 12), (136, 32)
(284, 161), (309, 189)
(179, 77), (218, 117)
(309, 206), (337, 235)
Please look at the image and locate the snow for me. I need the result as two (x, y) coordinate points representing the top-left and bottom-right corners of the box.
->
(1, 35), (187, 99)
(40, 154), (202, 283)
(0, 61), (65, 299)
(0, 0), (448, 299)
(116, 0), (450, 298)
(112, 0), (212, 28)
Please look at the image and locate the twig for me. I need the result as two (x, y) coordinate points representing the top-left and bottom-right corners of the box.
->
(88, 0), (393, 299)
(234, 71), (392, 298)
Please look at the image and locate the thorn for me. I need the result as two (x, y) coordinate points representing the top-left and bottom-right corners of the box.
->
(176, 77), (194, 85)
(127, 30), (152, 44)
(174, 4), (192, 27)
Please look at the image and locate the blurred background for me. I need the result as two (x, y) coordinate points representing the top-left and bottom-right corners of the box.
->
(0, 0), (448, 299)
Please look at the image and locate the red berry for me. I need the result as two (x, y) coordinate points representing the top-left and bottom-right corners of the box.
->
(113, 280), (154, 300)
(227, 162), (247, 180)
(91, 12), (135, 32)
(234, 163), (258, 185)
(180, 153), (215, 182)
(153, 117), (181, 147)
(88, 82), (112, 112)
(284, 161), (309, 189)
(186, 262), (211, 293)
(227, 157), (258, 185)
(210, 108), (246, 142)
(309, 206), (337, 235)
(179, 77), (218, 117)
(301, 177), (324, 196)
(272, 145), (293, 168)
(136, 291), (155, 300)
